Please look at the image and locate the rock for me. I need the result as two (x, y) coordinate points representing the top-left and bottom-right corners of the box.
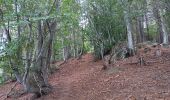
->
(127, 95), (136, 100)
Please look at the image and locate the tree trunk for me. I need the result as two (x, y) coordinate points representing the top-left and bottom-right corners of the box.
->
(23, 20), (56, 98)
(123, 10), (134, 55)
(153, 6), (163, 43)
(153, 6), (168, 44)
(144, 0), (150, 41)
(63, 44), (71, 61)
(145, 13), (150, 41)
(160, 9), (168, 44)
(71, 27), (77, 58)
(3, 12), (22, 84)
(137, 16), (145, 43)
(14, 0), (21, 38)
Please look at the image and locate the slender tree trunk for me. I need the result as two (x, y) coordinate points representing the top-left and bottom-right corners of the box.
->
(160, 9), (168, 44)
(1, 8), (22, 82)
(137, 16), (145, 43)
(153, 6), (168, 44)
(62, 37), (71, 62)
(123, 10), (134, 55)
(153, 6), (163, 43)
(10, 60), (22, 83)
(119, 0), (134, 53)
(44, 20), (56, 85)
(14, 0), (21, 37)
(13, 0), (23, 83)
(161, 21), (168, 44)
(72, 29), (76, 57)
(145, 13), (150, 41)
(1, 3), (22, 83)
(144, 0), (150, 41)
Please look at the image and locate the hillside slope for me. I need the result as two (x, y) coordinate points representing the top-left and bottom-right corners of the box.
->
(1, 50), (170, 100)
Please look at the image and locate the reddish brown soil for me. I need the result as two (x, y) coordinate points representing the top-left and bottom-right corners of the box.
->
(1, 49), (170, 100)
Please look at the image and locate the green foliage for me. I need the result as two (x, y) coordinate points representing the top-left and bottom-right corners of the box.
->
(148, 24), (158, 41)
(0, 35), (27, 81)
(84, 41), (93, 53)
(86, 0), (126, 59)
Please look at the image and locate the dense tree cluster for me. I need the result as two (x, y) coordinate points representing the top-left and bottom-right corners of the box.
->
(0, 0), (170, 98)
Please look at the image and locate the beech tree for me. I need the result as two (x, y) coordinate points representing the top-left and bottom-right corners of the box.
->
(119, 0), (134, 55)
(0, 0), (82, 97)
(0, 0), (61, 97)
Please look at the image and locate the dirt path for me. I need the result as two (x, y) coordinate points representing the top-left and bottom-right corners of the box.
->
(43, 54), (104, 100)
(39, 52), (170, 100)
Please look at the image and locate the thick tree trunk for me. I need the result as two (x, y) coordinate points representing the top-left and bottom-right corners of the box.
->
(23, 20), (56, 98)
(23, 17), (33, 91)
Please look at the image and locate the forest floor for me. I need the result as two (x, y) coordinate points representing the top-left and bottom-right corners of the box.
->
(1, 47), (170, 100)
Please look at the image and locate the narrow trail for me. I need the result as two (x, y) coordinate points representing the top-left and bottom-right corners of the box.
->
(40, 51), (170, 100)
(45, 54), (104, 100)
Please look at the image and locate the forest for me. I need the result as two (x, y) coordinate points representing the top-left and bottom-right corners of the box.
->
(1, 0), (170, 99)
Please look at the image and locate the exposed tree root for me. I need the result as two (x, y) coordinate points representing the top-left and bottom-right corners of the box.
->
(6, 82), (18, 98)
(58, 61), (66, 66)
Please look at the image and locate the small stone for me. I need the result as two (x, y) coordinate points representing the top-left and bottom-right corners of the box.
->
(127, 95), (136, 100)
